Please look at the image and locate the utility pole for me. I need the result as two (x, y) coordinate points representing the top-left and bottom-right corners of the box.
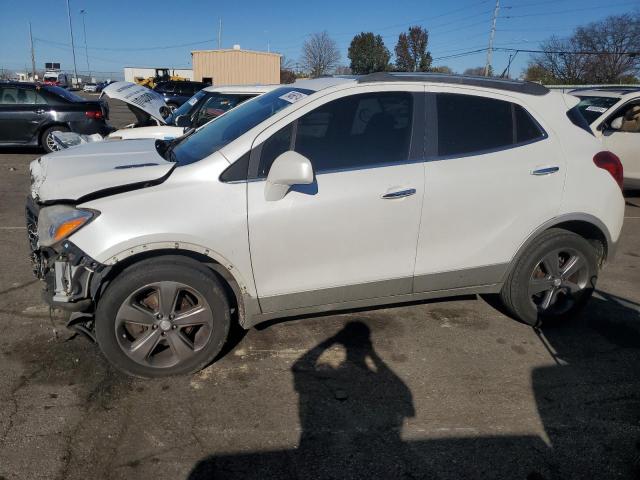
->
(218, 18), (222, 49)
(80, 9), (90, 78)
(484, 0), (499, 77)
(29, 22), (36, 82)
(65, 0), (79, 86)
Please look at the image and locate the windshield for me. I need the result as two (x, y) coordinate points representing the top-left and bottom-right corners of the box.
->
(164, 90), (207, 125)
(44, 86), (83, 102)
(576, 96), (620, 124)
(171, 87), (314, 165)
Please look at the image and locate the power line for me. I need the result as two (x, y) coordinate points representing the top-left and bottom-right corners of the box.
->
(504, 1), (638, 19)
(33, 37), (214, 52)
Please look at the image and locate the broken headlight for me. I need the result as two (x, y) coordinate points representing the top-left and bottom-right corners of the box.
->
(37, 205), (99, 248)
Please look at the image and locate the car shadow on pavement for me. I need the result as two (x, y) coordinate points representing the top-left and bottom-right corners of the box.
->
(187, 291), (640, 480)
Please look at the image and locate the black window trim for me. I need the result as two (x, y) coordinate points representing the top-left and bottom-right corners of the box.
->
(428, 93), (548, 162)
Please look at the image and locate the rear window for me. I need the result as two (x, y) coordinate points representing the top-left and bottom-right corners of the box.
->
(566, 106), (594, 136)
(576, 96), (620, 124)
(436, 93), (546, 157)
(43, 86), (83, 102)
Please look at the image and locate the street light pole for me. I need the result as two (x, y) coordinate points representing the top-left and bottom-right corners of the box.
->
(80, 9), (90, 78)
(65, 0), (79, 86)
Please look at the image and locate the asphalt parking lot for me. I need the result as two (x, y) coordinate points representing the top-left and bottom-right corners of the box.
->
(0, 94), (639, 480)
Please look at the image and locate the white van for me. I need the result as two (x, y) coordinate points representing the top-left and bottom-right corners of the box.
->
(43, 71), (69, 88)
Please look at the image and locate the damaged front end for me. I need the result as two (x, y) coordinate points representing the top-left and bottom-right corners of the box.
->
(25, 197), (109, 315)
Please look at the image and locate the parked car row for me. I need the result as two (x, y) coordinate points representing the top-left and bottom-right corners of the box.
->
(83, 80), (116, 93)
(25, 73), (625, 377)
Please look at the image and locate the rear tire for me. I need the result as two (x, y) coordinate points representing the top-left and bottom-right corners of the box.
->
(40, 125), (69, 153)
(95, 256), (230, 378)
(500, 229), (598, 327)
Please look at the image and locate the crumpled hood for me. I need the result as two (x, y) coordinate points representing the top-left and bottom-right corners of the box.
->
(30, 139), (175, 202)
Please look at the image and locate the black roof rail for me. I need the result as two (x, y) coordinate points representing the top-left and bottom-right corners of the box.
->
(357, 72), (550, 96)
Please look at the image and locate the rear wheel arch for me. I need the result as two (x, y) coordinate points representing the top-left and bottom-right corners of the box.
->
(507, 215), (610, 280)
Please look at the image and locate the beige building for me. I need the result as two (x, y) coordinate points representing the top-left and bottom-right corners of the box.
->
(191, 47), (281, 86)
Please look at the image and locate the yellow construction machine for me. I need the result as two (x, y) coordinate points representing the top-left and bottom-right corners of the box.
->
(134, 68), (188, 89)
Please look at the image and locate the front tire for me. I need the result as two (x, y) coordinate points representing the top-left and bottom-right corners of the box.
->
(500, 229), (598, 327)
(95, 257), (230, 378)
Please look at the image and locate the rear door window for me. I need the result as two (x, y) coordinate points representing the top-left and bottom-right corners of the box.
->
(0, 88), (19, 104)
(436, 93), (545, 157)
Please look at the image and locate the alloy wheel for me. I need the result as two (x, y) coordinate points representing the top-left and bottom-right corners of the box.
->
(45, 131), (61, 152)
(115, 281), (214, 369)
(528, 248), (590, 315)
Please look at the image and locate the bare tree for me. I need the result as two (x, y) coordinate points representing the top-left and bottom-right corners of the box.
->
(301, 31), (341, 78)
(575, 13), (640, 83)
(529, 12), (639, 84)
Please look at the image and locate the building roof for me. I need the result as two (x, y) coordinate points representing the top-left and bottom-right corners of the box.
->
(191, 48), (281, 57)
(202, 84), (280, 94)
(358, 72), (550, 96)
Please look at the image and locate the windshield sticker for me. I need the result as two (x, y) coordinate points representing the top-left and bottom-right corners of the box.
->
(188, 97), (199, 106)
(279, 91), (308, 104)
(585, 106), (607, 113)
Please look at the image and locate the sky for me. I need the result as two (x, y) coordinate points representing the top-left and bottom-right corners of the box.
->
(0, 0), (638, 79)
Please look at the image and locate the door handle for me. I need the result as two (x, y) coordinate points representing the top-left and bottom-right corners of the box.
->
(35, 109), (46, 115)
(382, 188), (416, 199)
(531, 166), (560, 176)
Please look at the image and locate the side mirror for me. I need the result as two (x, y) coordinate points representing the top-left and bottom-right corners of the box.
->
(265, 151), (314, 201)
(175, 115), (191, 128)
(610, 117), (624, 131)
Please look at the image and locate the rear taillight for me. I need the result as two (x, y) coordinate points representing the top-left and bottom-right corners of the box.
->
(85, 110), (103, 119)
(593, 151), (623, 190)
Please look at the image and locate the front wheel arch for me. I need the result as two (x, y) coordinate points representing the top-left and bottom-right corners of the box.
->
(92, 250), (246, 328)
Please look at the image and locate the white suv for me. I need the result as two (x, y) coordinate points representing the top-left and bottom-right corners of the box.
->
(26, 73), (625, 377)
(573, 87), (640, 189)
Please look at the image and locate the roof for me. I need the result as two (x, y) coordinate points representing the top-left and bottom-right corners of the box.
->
(358, 72), (550, 96)
(570, 87), (640, 98)
(292, 77), (356, 91)
(191, 48), (281, 57)
(202, 84), (280, 94)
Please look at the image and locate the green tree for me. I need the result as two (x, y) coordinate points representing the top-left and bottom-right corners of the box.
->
(348, 32), (391, 74)
(430, 65), (454, 74)
(464, 66), (491, 76)
(394, 26), (432, 72)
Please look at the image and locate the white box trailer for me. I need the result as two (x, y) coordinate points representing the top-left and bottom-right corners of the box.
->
(123, 67), (193, 83)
